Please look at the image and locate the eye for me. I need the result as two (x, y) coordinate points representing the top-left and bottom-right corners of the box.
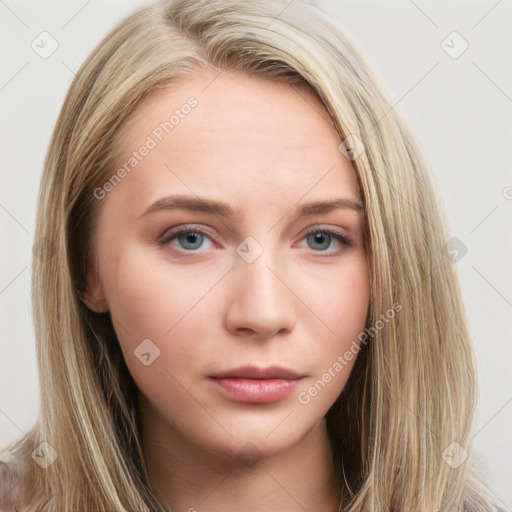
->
(158, 226), (214, 252)
(299, 226), (353, 254)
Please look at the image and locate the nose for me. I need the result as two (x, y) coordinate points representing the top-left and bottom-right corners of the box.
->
(224, 245), (297, 339)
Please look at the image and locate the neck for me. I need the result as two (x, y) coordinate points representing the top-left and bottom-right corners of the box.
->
(139, 398), (342, 512)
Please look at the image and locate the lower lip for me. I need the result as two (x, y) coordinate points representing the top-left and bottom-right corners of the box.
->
(210, 377), (300, 403)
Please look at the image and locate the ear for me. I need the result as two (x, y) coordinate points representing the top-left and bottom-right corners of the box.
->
(80, 259), (109, 313)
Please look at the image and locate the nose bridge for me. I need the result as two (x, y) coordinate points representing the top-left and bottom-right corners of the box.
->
(238, 239), (278, 300)
(225, 235), (296, 337)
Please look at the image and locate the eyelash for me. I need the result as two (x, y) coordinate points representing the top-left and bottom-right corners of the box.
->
(157, 225), (353, 255)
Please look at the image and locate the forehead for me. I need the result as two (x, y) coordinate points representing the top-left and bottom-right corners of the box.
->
(107, 71), (361, 218)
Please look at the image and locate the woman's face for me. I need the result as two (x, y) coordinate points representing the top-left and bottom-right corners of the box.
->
(86, 71), (370, 459)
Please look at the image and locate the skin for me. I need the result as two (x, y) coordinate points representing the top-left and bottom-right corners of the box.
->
(85, 71), (370, 512)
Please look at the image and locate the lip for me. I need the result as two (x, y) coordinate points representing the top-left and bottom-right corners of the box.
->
(209, 366), (305, 403)
(210, 365), (303, 380)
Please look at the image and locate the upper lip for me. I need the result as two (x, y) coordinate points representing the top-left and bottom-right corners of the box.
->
(210, 365), (304, 380)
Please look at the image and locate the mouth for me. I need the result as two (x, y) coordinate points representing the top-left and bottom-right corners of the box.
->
(209, 365), (305, 403)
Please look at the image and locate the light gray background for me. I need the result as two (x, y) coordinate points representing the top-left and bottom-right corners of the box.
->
(1, 0), (511, 508)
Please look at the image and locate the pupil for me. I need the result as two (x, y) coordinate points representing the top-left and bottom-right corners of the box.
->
(180, 232), (202, 249)
(310, 232), (329, 250)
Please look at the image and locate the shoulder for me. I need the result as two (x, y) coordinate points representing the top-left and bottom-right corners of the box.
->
(0, 459), (20, 512)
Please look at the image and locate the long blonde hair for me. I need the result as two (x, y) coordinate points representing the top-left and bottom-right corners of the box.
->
(0, 0), (503, 510)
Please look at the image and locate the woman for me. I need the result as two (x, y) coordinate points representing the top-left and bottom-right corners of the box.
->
(0, 0), (504, 510)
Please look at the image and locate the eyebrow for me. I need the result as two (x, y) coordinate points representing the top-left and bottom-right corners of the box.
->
(140, 194), (364, 220)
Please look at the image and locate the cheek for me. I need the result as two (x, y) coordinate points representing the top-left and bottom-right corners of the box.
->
(297, 254), (369, 397)
(101, 248), (211, 411)
(332, 257), (370, 363)
(102, 243), (215, 338)
(100, 245), (223, 375)
(302, 252), (370, 340)
(335, 261), (370, 333)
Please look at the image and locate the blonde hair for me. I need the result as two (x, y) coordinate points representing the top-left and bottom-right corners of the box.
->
(0, 0), (504, 510)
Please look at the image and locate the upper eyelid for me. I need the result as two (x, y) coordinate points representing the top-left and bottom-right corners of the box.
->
(159, 223), (348, 236)
(158, 224), (215, 242)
